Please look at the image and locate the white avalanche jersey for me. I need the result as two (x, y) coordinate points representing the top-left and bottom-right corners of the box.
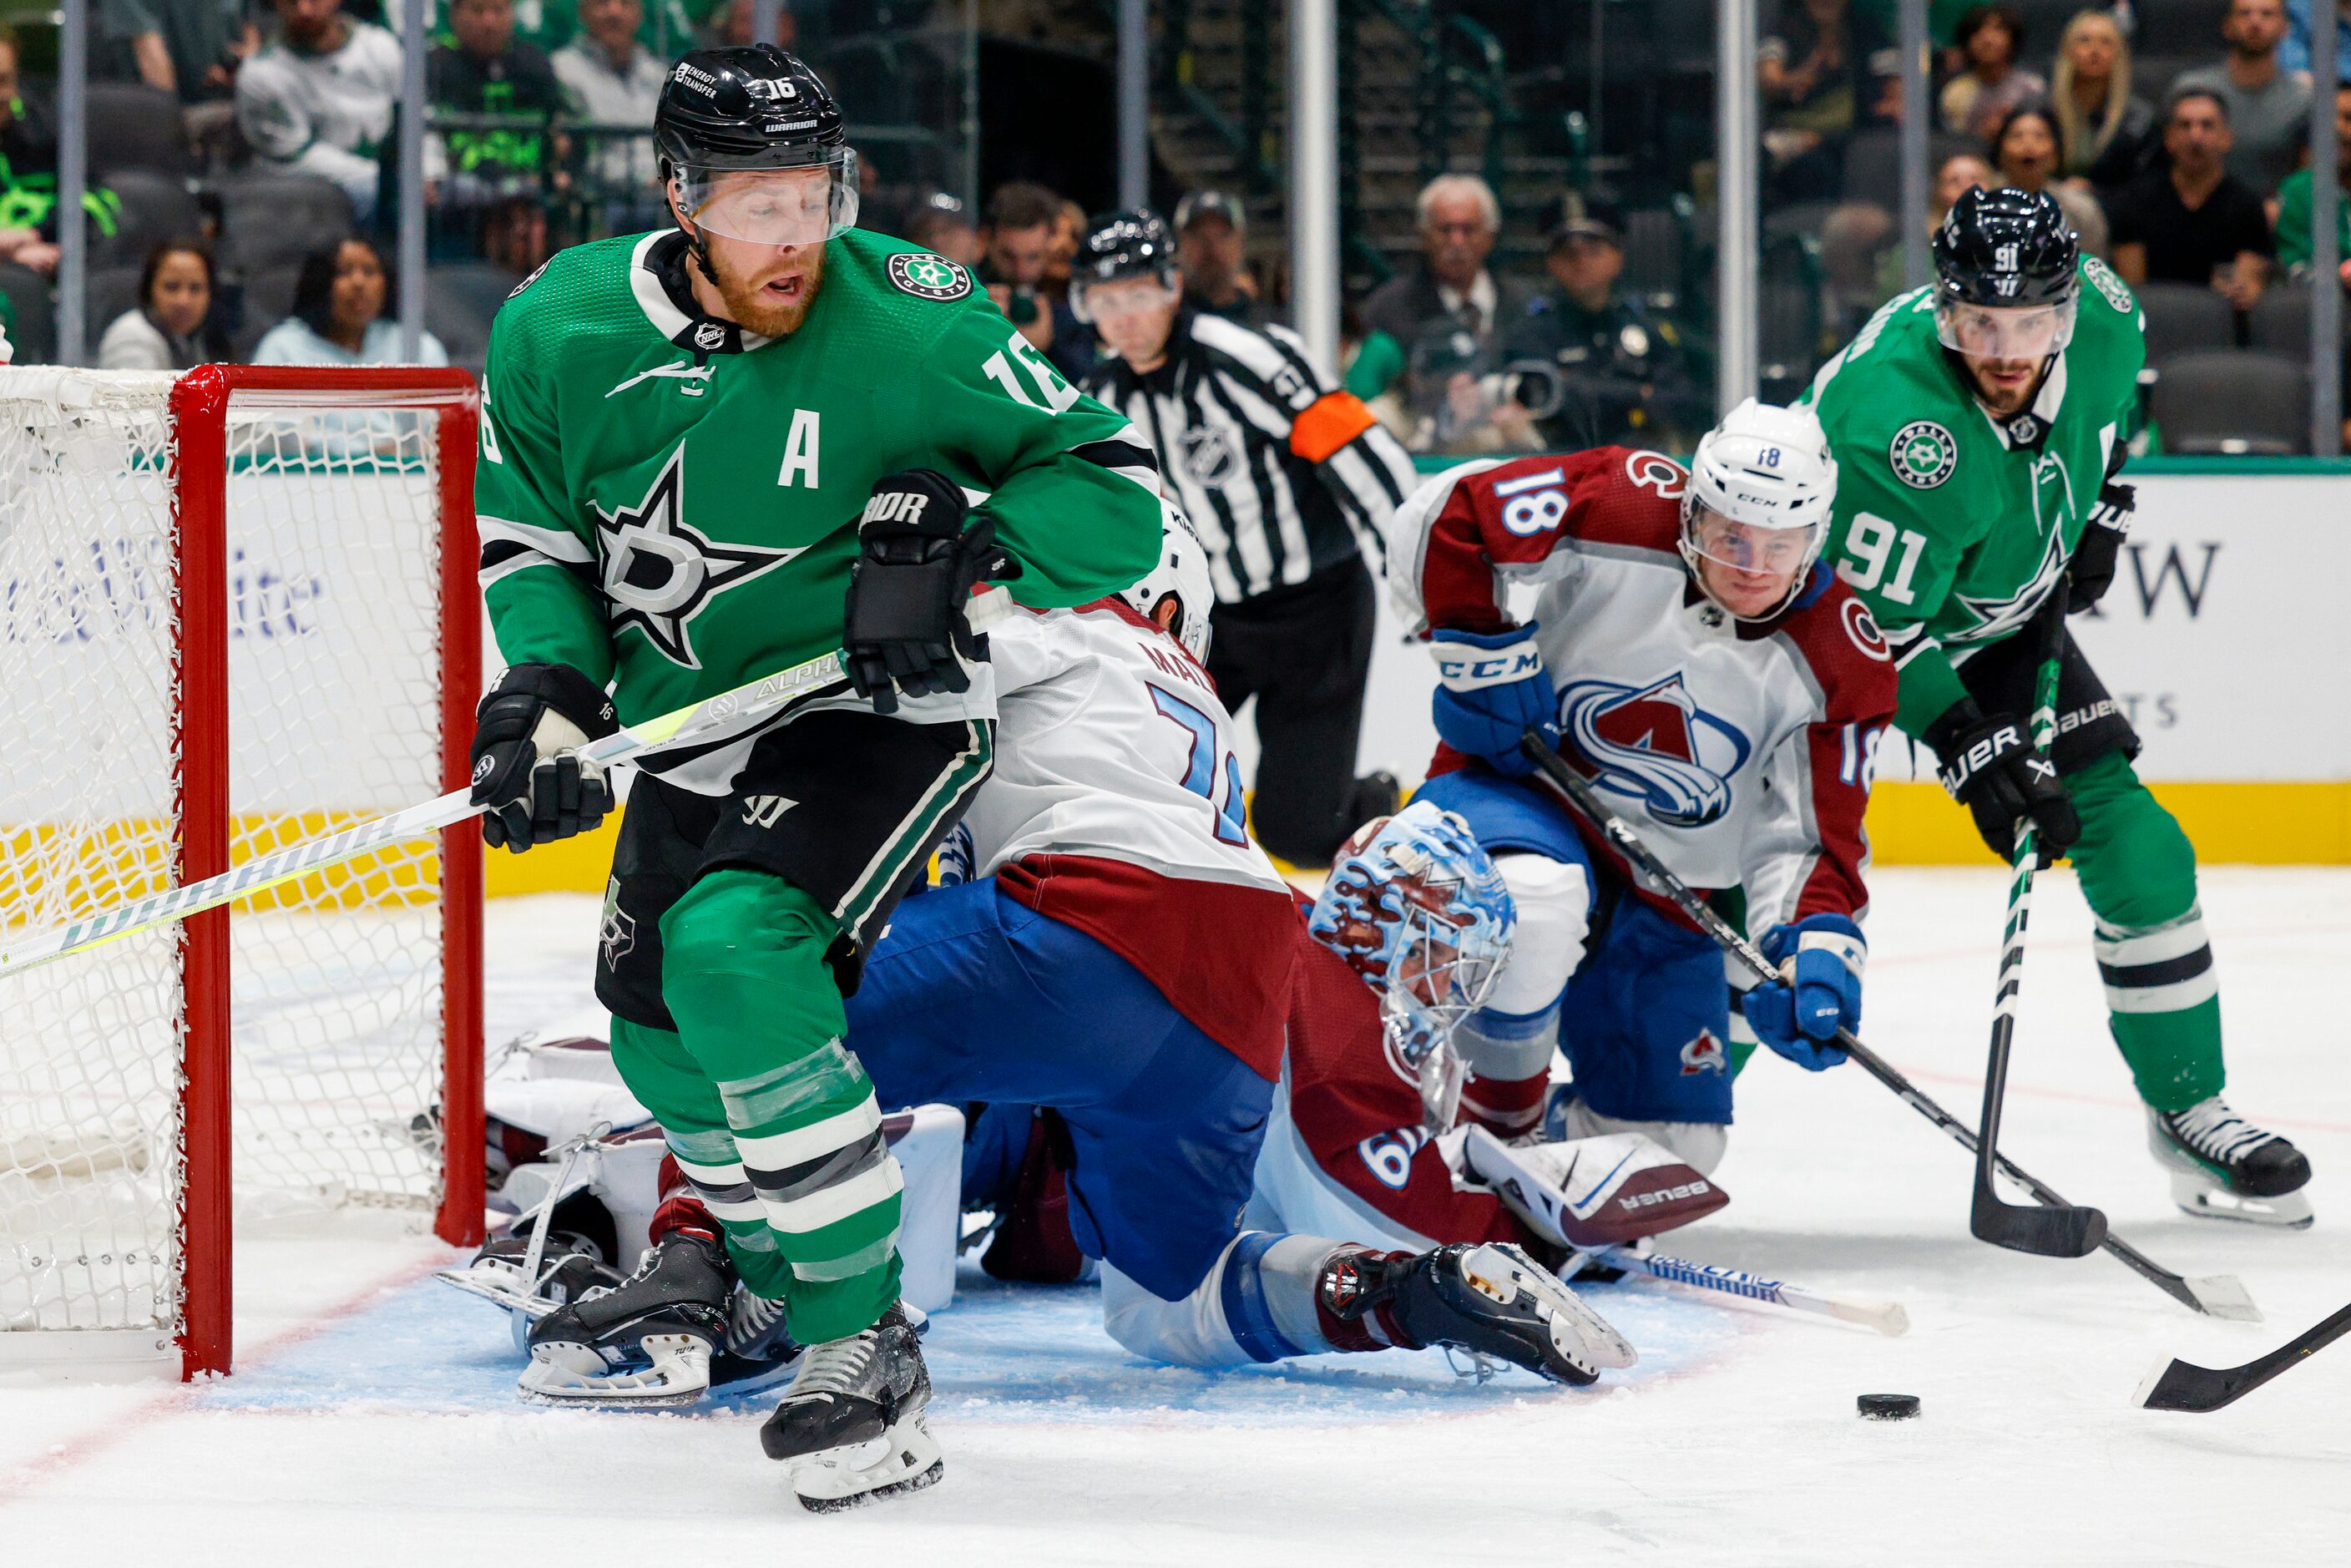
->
(953, 601), (1290, 895)
(1388, 450), (1898, 929)
(945, 599), (1298, 1079)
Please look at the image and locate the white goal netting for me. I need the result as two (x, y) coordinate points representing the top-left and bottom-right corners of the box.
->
(0, 370), (465, 1354)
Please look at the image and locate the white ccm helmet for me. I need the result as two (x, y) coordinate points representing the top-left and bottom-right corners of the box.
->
(1122, 502), (1218, 663)
(1679, 397), (1839, 620)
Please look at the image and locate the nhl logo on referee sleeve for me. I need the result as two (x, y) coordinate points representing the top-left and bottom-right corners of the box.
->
(887, 251), (973, 301)
(1889, 421), (1958, 489)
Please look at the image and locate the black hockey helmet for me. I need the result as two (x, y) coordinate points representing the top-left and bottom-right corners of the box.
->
(656, 45), (843, 169)
(1069, 210), (1180, 321)
(658, 46), (857, 247)
(1933, 185), (2078, 309)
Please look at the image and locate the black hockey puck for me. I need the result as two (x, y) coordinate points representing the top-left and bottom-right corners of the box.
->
(1858, 1393), (1921, 1420)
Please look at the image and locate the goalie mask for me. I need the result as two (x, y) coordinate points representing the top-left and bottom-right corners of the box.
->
(1308, 801), (1514, 1126)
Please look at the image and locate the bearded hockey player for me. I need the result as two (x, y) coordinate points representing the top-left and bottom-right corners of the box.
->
(1802, 185), (2312, 1226)
(1388, 403), (1898, 1171)
(466, 44), (1160, 1508)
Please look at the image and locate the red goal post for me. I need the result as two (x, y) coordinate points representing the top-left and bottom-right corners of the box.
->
(0, 365), (486, 1379)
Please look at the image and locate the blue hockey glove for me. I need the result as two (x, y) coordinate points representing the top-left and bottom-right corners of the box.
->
(1743, 913), (1864, 1071)
(1428, 624), (1558, 778)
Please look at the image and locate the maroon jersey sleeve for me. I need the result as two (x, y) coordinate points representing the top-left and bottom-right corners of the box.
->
(1774, 584), (1901, 923)
(1400, 448), (1689, 635)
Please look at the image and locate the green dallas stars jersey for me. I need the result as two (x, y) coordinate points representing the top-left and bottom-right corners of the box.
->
(476, 226), (1163, 746)
(1799, 255), (2145, 736)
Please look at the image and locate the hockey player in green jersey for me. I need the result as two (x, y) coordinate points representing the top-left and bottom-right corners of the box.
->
(1804, 185), (2311, 1229)
(465, 45), (1161, 1507)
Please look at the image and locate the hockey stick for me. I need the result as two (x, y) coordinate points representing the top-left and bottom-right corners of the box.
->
(1519, 737), (2258, 1322)
(0, 589), (1013, 979)
(2134, 1302), (2351, 1413)
(1587, 1245), (1910, 1337)
(1969, 582), (2108, 1257)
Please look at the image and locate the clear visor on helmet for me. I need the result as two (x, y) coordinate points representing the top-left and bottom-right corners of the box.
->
(1934, 296), (2076, 360)
(1683, 506), (1822, 579)
(673, 148), (859, 245)
(1073, 271), (1180, 322)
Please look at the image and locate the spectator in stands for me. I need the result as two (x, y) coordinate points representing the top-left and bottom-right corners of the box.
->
(98, 240), (230, 370)
(1871, 150), (1998, 299)
(1360, 174), (1530, 359)
(979, 180), (1091, 381)
(253, 236), (447, 365)
(104, 0), (260, 104)
(906, 192), (982, 267)
(1174, 189), (1260, 326)
(431, 0), (571, 201)
(1992, 105), (2111, 255)
(1757, 0), (1898, 202)
(1048, 197), (1085, 298)
(237, 0), (405, 222)
(2177, 0), (2313, 195)
(0, 32), (61, 276)
(2050, 8), (2158, 191)
(2283, 2), (2351, 84)
(2110, 89), (2274, 307)
(1504, 209), (1705, 454)
(1941, 5), (2045, 140)
(2274, 82), (2351, 276)
(553, 0), (665, 199)
(0, 33), (132, 278)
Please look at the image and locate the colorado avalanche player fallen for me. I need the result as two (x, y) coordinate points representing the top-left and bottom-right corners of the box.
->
(508, 513), (1633, 1399)
(1388, 401), (1899, 1170)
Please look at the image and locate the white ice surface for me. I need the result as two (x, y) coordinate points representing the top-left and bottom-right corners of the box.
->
(3, 870), (2346, 1564)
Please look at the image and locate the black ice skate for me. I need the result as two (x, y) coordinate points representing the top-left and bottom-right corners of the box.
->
(707, 1284), (803, 1395)
(2149, 1097), (2313, 1229)
(519, 1231), (734, 1405)
(1322, 1242), (1636, 1387)
(760, 1302), (943, 1512)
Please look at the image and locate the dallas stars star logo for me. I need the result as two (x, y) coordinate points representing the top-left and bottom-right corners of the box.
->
(592, 448), (801, 669)
(1950, 525), (2067, 645)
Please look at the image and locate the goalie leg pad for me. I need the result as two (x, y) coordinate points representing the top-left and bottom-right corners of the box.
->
(1461, 1125), (1729, 1250)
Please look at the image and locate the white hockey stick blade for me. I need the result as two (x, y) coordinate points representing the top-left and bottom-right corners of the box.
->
(1599, 1247), (1910, 1337)
(0, 591), (1011, 980)
(2180, 1272), (2263, 1324)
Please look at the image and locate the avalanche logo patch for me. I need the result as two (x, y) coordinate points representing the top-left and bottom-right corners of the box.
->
(1890, 421), (1957, 489)
(1842, 597), (1891, 660)
(1679, 1029), (1727, 1075)
(1560, 673), (1752, 828)
(888, 250), (973, 301)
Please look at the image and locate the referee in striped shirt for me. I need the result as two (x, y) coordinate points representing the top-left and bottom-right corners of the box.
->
(1076, 210), (1420, 866)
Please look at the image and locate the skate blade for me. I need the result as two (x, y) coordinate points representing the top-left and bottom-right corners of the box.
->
(434, 1262), (562, 1321)
(517, 1334), (713, 1408)
(2169, 1172), (2314, 1230)
(1462, 1243), (1639, 1374)
(791, 1417), (944, 1513)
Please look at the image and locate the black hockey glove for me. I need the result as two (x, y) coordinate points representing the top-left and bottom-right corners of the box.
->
(2066, 480), (2134, 612)
(1923, 697), (2079, 863)
(842, 468), (1020, 716)
(469, 663), (619, 853)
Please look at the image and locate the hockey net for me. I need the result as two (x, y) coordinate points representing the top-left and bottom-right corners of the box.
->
(0, 367), (484, 1378)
